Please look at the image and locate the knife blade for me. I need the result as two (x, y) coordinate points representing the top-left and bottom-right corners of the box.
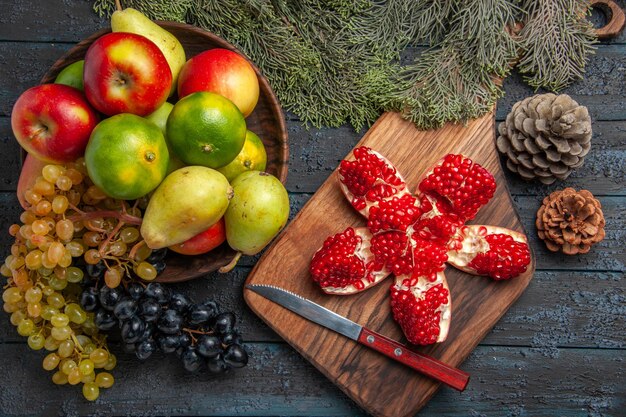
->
(246, 284), (470, 391)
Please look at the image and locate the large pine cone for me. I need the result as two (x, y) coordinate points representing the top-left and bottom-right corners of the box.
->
(497, 94), (592, 184)
(536, 188), (605, 255)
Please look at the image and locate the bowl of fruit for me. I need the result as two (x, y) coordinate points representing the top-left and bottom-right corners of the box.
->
(18, 12), (289, 284)
(4, 6), (291, 400)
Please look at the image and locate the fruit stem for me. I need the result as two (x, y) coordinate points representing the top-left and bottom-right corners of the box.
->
(115, 0), (122, 12)
(67, 210), (142, 226)
(98, 220), (125, 257)
(218, 252), (242, 273)
(128, 240), (146, 261)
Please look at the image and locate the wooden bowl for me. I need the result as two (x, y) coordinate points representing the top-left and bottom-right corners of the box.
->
(39, 22), (289, 283)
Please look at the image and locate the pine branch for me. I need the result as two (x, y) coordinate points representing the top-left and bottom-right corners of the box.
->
(382, 45), (503, 130)
(91, 0), (599, 131)
(517, 0), (596, 91)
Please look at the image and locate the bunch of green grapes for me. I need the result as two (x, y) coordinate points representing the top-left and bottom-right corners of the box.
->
(0, 160), (157, 401)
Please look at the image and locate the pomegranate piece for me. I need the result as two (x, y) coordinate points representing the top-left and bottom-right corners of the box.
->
(390, 272), (451, 345)
(368, 194), (422, 233)
(339, 146), (409, 217)
(371, 233), (447, 279)
(418, 154), (496, 222)
(310, 227), (391, 295)
(447, 225), (531, 280)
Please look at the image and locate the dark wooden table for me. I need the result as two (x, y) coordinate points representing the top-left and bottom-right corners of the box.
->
(0, 1), (624, 416)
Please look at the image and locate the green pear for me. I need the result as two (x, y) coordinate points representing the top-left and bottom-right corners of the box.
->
(54, 60), (84, 91)
(141, 166), (233, 249)
(224, 171), (289, 256)
(145, 102), (185, 174)
(111, 7), (186, 96)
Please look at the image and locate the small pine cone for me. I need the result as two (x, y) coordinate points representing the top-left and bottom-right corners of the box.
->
(536, 188), (605, 255)
(497, 93), (592, 184)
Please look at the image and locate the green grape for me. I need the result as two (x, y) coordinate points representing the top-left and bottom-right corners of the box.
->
(0, 264), (12, 277)
(95, 372), (114, 388)
(65, 241), (84, 257)
(52, 196), (70, 215)
(24, 250), (43, 270)
(38, 267), (53, 277)
(57, 339), (75, 358)
(60, 359), (77, 375)
(104, 353), (117, 371)
(2, 287), (22, 304)
(120, 227), (140, 243)
(44, 335), (61, 351)
(134, 244), (151, 262)
(17, 318), (36, 336)
(50, 313), (70, 328)
(68, 367), (82, 385)
(27, 333), (45, 350)
(82, 382), (100, 401)
(42, 165), (64, 183)
(58, 251), (72, 268)
(46, 293), (65, 309)
(75, 335), (91, 348)
(51, 325), (71, 341)
(24, 286), (42, 303)
(41, 286), (55, 296)
(27, 302), (42, 317)
(81, 372), (96, 384)
(65, 303), (87, 324)
(41, 305), (59, 321)
(52, 371), (68, 385)
(10, 310), (26, 326)
(56, 176), (73, 192)
(135, 261), (157, 281)
(65, 267), (83, 283)
(3, 302), (20, 313)
(83, 343), (96, 355)
(78, 359), (95, 376)
(48, 276), (68, 291)
(43, 353), (61, 371)
(90, 348), (109, 365)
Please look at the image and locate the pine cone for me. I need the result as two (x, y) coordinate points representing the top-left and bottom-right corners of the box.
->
(497, 94), (592, 184)
(536, 188), (605, 255)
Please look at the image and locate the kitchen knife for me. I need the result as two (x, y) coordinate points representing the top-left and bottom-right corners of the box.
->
(246, 284), (470, 391)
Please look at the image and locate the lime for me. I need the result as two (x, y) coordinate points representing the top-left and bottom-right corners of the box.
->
(85, 114), (169, 200)
(54, 60), (84, 91)
(166, 92), (246, 168)
(217, 130), (267, 182)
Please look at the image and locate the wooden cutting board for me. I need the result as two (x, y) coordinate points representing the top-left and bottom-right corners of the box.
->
(243, 110), (536, 417)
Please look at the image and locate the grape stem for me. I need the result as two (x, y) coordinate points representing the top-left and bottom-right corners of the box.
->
(98, 220), (125, 257)
(67, 210), (142, 226)
(128, 240), (146, 261)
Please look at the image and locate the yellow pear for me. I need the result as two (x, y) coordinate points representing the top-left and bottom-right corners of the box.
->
(111, 7), (186, 96)
(141, 166), (233, 249)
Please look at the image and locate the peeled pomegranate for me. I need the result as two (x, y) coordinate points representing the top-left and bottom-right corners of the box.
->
(310, 227), (390, 295)
(311, 147), (529, 347)
(447, 225), (531, 280)
(338, 146), (409, 217)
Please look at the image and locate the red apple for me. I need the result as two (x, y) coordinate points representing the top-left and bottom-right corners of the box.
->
(168, 218), (226, 256)
(17, 153), (47, 210)
(178, 48), (259, 117)
(11, 84), (99, 163)
(83, 32), (172, 116)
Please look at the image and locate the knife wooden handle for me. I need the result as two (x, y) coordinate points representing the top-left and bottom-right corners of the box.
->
(357, 327), (470, 391)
